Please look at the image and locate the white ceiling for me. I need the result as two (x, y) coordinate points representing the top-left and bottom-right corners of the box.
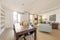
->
(1, 0), (60, 14)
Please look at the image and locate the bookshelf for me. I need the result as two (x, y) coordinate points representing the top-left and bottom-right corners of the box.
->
(0, 6), (5, 34)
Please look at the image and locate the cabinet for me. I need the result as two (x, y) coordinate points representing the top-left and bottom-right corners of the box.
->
(52, 23), (59, 29)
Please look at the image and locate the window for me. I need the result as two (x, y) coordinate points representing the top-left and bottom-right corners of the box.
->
(13, 12), (21, 23)
(30, 14), (34, 24)
(17, 14), (21, 22)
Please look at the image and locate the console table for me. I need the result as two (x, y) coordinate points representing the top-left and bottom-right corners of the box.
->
(52, 23), (59, 29)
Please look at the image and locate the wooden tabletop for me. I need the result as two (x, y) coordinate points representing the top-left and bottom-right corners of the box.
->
(14, 23), (37, 40)
(15, 23), (36, 35)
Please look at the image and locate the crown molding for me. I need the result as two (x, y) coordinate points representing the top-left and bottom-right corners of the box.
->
(41, 5), (60, 13)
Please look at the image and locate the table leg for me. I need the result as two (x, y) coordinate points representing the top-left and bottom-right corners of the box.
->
(16, 35), (18, 40)
(34, 30), (36, 40)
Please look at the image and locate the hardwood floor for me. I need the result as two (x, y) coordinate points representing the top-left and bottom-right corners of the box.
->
(37, 29), (60, 40)
(0, 28), (60, 40)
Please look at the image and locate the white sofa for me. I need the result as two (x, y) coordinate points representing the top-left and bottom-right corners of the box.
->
(38, 24), (52, 32)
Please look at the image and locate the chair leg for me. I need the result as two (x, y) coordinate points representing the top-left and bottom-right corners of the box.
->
(28, 35), (31, 40)
(23, 37), (26, 40)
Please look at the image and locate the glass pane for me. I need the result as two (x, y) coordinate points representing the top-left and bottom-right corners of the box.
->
(13, 12), (17, 23)
(18, 14), (21, 22)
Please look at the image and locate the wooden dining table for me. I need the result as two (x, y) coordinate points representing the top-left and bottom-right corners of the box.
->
(14, 23), (37, 40)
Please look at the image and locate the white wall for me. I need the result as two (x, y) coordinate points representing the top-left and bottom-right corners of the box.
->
(41, 8), (60, 29)
(0, 5), (13, 29)
(5, 9), (13, 29)
(42, 8), (60, 22)
(0, 6), (13, 29)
